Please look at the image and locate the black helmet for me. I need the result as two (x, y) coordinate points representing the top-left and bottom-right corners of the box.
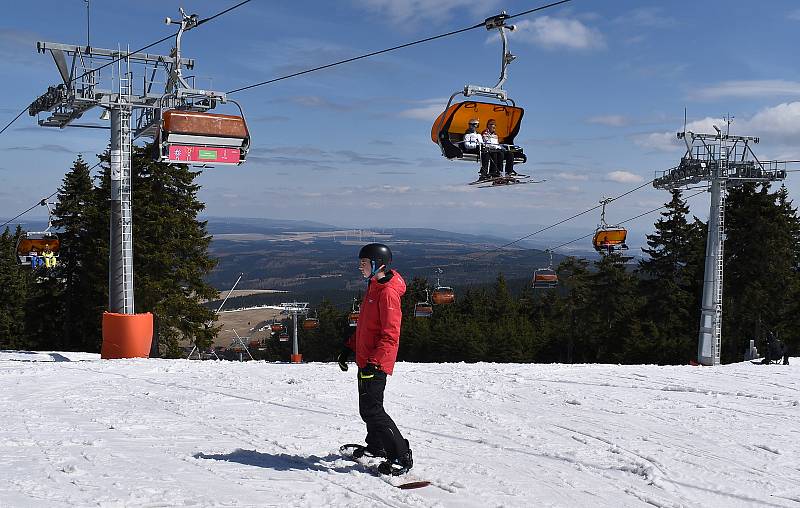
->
(359, 243), (392, 270)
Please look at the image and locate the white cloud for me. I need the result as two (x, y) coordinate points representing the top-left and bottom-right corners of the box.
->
(554, 172), (589, 181)
(508, 17), (606, 51)
(635, 104), (800, 152)
(614, 7), (676, 28)
(633, 116), (723, 152)
(399, 104), (445, 120)
(606, 171), (644, 183)
(586, 115), (628, 127)
(398, 98), (447, 120)
(739, 102), (800, 143)
(790, 9), (800, 21)
(693, 80), (800, 100)
(367, 185), (412, 194)
(354, 0), (499, 25)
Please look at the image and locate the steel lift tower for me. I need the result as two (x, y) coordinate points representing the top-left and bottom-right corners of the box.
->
(27, 9), (244, 357)
(279, 302), (310, 364)
(653, 120), (787, 365)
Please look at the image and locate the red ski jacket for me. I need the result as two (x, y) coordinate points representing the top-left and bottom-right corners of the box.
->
(345, 270), (406, 375)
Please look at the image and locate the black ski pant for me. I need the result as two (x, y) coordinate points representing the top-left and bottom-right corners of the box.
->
(357, 367), (408, 461)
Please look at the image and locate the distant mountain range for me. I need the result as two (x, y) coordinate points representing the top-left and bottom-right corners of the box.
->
(205, 216), (597, 295)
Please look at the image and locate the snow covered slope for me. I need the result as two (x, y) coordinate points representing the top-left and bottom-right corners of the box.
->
(1, 352), (798, 507)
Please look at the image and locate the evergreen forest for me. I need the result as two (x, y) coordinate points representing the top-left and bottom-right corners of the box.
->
(2, 152), (799, 365)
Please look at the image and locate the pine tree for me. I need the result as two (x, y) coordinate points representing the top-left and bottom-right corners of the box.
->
(536, 257), (591, 363)
(722, 183), (800, 362)
(0, 227), (29, 348)
(774, 186), (800, 355)
(585, 254), (643, 363)
(51, 155), (107, 351)
(637, 190), (697, 364)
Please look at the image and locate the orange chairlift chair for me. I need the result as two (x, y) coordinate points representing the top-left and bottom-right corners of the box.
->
(414, 289), (434, 318)
(431, 268), (456, 305)
(348, 299), (360, 327)
(532, 249), (559, 289)
(593, 198), (629, 255)
(303, 312), (320, 331)
(15, 199), (60, 268)
(431, 13), (527, 173)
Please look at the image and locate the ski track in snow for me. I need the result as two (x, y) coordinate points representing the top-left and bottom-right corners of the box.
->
(1, 352), (799, 507)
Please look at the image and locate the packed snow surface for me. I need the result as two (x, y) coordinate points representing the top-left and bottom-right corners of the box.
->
(1, 351), (799, 507)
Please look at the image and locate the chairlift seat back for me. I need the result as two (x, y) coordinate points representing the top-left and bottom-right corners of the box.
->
(593, 227), (628, 251)
(432, 288), (455, 305)
(348, 312), (359, 327)
(431, 101), (526, 163)
(16, 232), (60, 265)
(414, 303), (433, 318)
(532, 269), (558, 288)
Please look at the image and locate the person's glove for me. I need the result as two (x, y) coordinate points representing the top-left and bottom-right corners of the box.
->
(337, 348), (350, 371)
(359, 363), (381, 379)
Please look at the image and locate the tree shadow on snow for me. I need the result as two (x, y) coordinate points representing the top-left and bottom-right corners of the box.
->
(194, 449), (359, 474)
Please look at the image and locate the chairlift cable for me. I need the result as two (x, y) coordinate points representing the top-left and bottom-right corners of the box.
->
(549, 189), (707, 252)
(463, 174), (664, 262)
(0, 0), (254, 138)
(0, 191), (58, 231)
(226, 0), (573, 95)
(0, 106), (28, 136)
(197, 0), (253, 26)
(0, 161), (102, 230)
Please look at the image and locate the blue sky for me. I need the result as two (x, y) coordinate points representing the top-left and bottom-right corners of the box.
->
(2, 0), (800, 251)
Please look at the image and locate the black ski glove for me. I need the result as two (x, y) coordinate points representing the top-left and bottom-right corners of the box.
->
(337, 348), (350, 371)
(359, 363), (381, 379)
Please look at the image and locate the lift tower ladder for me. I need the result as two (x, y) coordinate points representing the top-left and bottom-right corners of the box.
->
(653, 121), (787, 365)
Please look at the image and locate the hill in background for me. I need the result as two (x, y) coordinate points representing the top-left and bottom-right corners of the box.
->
(205, 216), (596, 304)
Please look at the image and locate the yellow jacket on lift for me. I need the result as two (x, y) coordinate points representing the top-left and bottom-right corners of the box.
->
(42, 248), (57, 268)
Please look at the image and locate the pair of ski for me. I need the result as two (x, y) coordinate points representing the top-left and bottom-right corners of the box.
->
(468, 173), (543, 188)
(339, 444), (430, 490)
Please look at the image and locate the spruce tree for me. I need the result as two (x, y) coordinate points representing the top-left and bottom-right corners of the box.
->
(586, 254), (643, 363)
(0, 227), (29, 348)
(637, 190), (697, 364)
(52, 156), (107, 351)
(537, 257), (591, 363)
(724, 183), (800, 361)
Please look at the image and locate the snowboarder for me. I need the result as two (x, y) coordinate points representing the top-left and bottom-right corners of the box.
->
(337, 243), (414, 476)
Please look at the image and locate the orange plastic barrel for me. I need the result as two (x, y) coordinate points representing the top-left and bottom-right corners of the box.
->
(101, 312), (154, 359)
(290, 354), (302, 364)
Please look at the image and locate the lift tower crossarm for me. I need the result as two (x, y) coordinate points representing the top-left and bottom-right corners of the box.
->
(36, 41), (195, 69)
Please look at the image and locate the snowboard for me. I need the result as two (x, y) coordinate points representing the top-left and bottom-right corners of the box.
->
(339, 444), (431, 489)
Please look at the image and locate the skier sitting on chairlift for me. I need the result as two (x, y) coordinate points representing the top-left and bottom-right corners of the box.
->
(29, 249), (42, 268)
(483, 118), (517, 177)
(42, 244), (56, 268)
(463, 118), (494, 181)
